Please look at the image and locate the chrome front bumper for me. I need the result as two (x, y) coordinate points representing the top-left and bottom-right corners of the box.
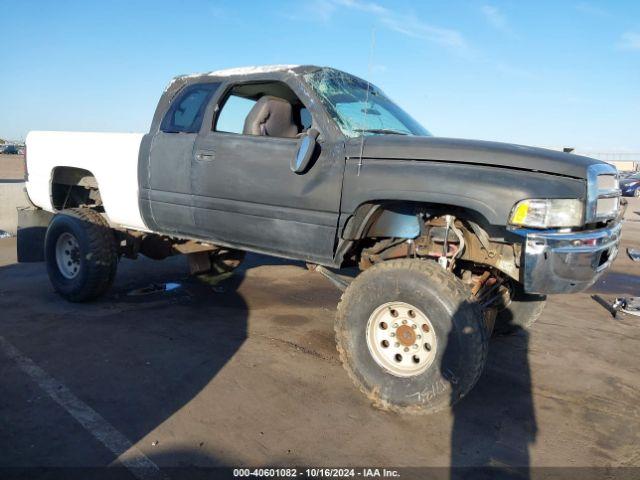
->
(513, 221), (622, 294)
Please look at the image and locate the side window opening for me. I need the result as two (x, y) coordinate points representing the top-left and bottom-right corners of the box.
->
(215, 95), (257, 134)
(161, 82), (220, 134)
(214, 81), (311, 139)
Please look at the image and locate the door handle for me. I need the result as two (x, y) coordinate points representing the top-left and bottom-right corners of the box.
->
(195, 151), (215, 161)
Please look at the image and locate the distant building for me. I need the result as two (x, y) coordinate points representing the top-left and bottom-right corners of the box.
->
(574, 151), (638, 173)
(606, 161), (636, 172)
(545, 147), (638, 172)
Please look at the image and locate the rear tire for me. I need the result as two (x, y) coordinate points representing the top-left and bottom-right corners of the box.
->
(45, 208), (117, 302)
(493, 283), (546, 336)
(335, 259), (488, 415)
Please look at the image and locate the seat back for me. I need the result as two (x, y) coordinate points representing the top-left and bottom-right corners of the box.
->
(242, 96), (298, 138)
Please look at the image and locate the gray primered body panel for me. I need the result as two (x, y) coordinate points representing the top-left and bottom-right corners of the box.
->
(340, 158), (586, 227)
(137, 133), (154, 229)
(138, 66), (345, 265)
(190, 132), (344, 264)
(137, 65), (601, 268)
(348, 136), (605, 179)
(141, 132), (198, 235)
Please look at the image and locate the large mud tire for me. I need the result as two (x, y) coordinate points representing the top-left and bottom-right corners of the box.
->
(45, 208), (117, 302)
(335, 259), (489, 415)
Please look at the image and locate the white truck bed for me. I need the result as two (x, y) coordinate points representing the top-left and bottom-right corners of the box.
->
(25, 131), (148, 231)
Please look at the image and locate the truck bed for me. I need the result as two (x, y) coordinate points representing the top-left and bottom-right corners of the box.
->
(25, 131), (147, 231)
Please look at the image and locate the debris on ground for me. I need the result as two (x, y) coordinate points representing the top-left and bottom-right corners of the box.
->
(127, 282), (181, 296)
(592, 294), (640, 318)
(627, 248), (640, 262)
(615, 297), (640, 317)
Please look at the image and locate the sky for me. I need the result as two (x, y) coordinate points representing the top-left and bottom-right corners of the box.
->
(1, 0), (638, 152)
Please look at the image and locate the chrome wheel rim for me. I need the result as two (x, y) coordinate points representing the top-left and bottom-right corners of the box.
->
(55, 232), (81, 279)
(366, 301), (438, 378)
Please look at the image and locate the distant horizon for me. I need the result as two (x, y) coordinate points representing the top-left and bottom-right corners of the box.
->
(1, 1), (639, 151)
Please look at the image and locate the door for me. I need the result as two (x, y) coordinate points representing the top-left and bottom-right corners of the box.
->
(190, 86), (345, 265)
(143, 82), (220, 236)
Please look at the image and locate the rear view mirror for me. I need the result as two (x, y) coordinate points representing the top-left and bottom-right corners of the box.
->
(291, 129), (320, 174)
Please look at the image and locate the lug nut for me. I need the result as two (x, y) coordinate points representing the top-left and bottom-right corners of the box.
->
(402, 319), (407, 325)
(411, 324), (417, 329)
(390, 332), (395, 337)
(404, 347), (409, 352)
(393, 323), (399, 328)
(394, 342), (400, 348)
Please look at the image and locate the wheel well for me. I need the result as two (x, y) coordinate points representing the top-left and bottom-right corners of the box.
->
(343, 201), (496, 241)
(50, 167), (103, 211)
(338, 201), (520, 282)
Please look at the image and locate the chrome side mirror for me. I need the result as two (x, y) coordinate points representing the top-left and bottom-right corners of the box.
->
(291, 129), (319, 174)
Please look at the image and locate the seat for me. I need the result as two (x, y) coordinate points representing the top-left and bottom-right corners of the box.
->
(242, 95), (299, 138)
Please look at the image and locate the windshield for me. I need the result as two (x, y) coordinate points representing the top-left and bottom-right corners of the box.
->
(303, 68), (431, 138)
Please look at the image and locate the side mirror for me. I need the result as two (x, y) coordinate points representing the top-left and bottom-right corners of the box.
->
(291, 128), (320, 174)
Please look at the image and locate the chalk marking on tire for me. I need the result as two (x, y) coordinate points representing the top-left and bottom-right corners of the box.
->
(0, 335), (165, 480)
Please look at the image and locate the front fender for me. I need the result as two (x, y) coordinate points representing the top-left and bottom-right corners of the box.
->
(340, 159), (586, 228)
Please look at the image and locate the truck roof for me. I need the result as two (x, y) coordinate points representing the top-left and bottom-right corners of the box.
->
(164, 65), (323, 92)
(172, 64), (321, 82)
(190, 64), (302, 77)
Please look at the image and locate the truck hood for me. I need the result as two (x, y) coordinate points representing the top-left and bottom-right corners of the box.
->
(346, 136), (604, 179)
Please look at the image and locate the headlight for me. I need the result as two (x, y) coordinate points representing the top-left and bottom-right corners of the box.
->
(509, 199), (584, 228)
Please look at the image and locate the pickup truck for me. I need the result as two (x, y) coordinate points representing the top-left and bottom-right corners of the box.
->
(20, 65), (623, 414)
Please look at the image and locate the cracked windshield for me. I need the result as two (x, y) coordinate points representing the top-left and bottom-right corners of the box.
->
(304, 68), (431, 138)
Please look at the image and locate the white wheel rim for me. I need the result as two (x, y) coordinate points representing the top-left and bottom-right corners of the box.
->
(55, 232), (81, 279)
(366, 301), (437, 378)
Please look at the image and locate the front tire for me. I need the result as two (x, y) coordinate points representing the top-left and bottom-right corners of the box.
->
(45, 208), (118, 302)
(335, 259), (488, 415)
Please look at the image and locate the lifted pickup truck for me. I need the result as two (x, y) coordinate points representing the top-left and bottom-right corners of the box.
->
(20, 65), (623, 414)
